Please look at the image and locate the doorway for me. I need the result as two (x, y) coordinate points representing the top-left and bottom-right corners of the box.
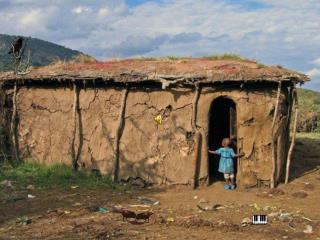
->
(208, 97), (237, 183)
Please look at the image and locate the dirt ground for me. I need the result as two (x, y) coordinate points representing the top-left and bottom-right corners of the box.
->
(0, 134), (319, 240)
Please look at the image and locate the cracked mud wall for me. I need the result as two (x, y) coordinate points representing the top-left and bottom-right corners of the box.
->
(14, 87), (199, 184)
(17, 88), (75, 165)
(12, 85), (289, 186)
(120, 89), (197, 184)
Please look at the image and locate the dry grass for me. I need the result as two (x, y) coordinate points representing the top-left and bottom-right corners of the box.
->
(50, 54), (97, 66)
(204, 54), (249, 61)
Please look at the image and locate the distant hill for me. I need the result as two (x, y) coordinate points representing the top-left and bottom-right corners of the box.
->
(297, 88), (320, 132)
(0, 34), (82, 72)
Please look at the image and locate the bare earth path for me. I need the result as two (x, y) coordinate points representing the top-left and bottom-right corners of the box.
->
(0, 134), (319, 240)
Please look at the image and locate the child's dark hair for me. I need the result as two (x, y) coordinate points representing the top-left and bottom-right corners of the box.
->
(222, 138), (230, 147)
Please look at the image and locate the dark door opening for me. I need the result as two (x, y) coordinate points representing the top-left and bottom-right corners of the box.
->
(208, 97), (237, 183)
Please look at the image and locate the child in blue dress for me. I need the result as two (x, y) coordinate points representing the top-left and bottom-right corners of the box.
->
(208, 138), (244, 190)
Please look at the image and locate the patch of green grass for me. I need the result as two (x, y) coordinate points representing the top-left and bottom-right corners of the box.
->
(297, 132), (320, 140)
(0, 162), (118, 189)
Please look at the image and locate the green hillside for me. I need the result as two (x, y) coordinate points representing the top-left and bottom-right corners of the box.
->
(297, 88), (320, 132)
(0, 34), (82, 72)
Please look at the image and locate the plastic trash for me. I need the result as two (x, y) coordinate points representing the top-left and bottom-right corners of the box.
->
(303, 225), (313, 234)
(167, 217), (174, 223)
(27, 194), (35, 199)
(99, 207), (108, 213)
(154, 115), (162, 124)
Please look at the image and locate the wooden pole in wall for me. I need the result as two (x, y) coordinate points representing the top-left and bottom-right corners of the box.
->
(191, 84), (202, 189)
(71, 83), (79, 170)
(270, 81), (282, 188)
(10, 80), (20, 163)
(285, 88), (298, 184)
(113, 87), (129, 182)
(191, 84), (200, 131)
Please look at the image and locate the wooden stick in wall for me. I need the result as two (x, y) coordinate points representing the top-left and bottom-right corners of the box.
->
(10, 80), (20, 163)
(191, 84), (202, 189)
(270, 81), (282, 188)
(113, 86), (129, 182)
(285, 88), (298, 184)
(71, 83), (79, 170)
(191, 84), (200, 132)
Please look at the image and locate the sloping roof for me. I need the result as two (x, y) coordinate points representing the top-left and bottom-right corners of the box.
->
(0, 58), (309, 87)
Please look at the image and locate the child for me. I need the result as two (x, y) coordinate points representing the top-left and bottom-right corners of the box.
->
(208, 138), (244, 190)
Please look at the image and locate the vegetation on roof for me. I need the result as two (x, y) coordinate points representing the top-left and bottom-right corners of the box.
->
(119, 54), (250, 62)
(204, 53), (249, 61)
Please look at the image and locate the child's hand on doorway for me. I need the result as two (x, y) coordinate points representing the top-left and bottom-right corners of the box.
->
(237, 152), (245, 157)
(208, 149), (218, 154)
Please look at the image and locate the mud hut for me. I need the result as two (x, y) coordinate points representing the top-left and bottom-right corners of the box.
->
(0, 58), (309, 188)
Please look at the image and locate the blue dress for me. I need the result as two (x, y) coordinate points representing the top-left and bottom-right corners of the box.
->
(216, 147), (235, 174)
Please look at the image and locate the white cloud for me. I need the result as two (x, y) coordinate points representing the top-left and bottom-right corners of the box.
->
(307, 68), (320, 78)
(98, 8), (109, 17)
(0, 0), (320, 90)
(312, 58), (320, 66)
(20, 9), (42, 25)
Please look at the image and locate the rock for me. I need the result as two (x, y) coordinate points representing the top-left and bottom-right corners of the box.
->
(197, 204), (211, 211)
(127, 177), (146, 188)
(292, 191), (308, 199)
(16, 216), (32, 225)
(279, 213), (292, 222)
(193, 196), (198, 200)
(268, 188), (285, 196)
(212, 204), (224, 210)
(303, 225), (313, 234)
(241, 217), (251, 226)
(263, 206), (272, 211)
(138, 196), (160, 206)
(249, 203), (261, 211)
(87, 205), (100, 212)
(198, 198), (209, 204)
(26, 185), (35, 190)
(303, 183), (315, 191)
(268, 211), (281, 218)
(121, 177), (147, 188)
(0, 180), (13, 188)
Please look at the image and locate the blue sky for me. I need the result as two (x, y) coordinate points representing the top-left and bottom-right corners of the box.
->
(0, 0), (320, 90)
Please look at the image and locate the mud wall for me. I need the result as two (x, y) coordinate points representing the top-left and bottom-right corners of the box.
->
(12, 84), (289, 186)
